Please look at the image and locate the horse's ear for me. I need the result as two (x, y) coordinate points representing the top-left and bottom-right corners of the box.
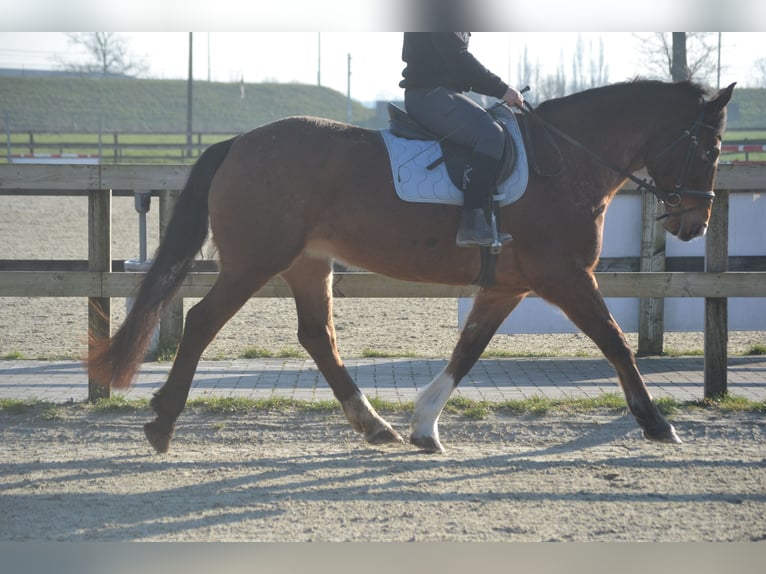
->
(706, 82), (736, 114)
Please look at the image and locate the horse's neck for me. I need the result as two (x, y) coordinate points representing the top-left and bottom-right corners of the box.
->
(550, 100), (667, 185)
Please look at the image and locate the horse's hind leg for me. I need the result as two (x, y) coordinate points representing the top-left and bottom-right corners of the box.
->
(281, 256), (403, 445)
(536, 272), (680, 444)
(411, 289), (525, 453)
(144, 269), (265, 453)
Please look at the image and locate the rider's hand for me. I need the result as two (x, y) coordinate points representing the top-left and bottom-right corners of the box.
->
(503, 87), (525, 108)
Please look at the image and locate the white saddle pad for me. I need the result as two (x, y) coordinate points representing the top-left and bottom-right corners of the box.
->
(380, 107), (528, 207)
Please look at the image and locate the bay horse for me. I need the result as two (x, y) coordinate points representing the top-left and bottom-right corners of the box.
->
(88, 80), (735, 454)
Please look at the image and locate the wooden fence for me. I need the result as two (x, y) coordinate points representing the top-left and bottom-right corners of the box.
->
(1, 163), (764, 401)
(3, 131), (764, 164)
(3, 132), (233, 164)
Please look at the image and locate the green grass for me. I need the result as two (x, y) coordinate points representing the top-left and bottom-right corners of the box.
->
(241, 348), (274, 359)
(240, 347), (306, 359)
(0, 398), (40, 413)
(186, 396), (338, 414)
(154, 343), (178, 362)
(745, 344), (766, 356)
(360, 349), (420, 359)
(276, 348), (305, 359)
(687, 394), (766, 413)
(0, 351), (24, 360)
(722, 129), (766, 162)
(1, 76), (379, 165)
(0, 77), (377, 136)
(481, 350), (558, 359)
(2, 393), (764, 420)
(444, 396), (493, 419)
(661, 347), (705, 357)
(91, 396), (150, 412)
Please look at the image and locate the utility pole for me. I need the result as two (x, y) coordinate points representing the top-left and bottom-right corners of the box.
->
(317, 32), (321, 86)
(717, 32), (722, 89)
(346, 53), (352, 123)
(186, 32), (193, 158)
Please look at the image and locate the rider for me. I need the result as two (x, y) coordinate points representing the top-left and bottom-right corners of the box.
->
(399, 32), (525, 247)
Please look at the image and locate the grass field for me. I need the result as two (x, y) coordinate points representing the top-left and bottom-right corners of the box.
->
(722, 129), (766, 162)
(2, 76), (764, 163)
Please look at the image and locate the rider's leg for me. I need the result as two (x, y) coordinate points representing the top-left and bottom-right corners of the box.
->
(403, 88), (510, 247)
(456, 150), (511, 248)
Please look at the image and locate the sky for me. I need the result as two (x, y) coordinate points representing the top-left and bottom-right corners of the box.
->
(1, 31), (764, 104)
(1, 1), (765, 104)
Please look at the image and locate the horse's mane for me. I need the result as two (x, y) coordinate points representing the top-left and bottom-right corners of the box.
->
(536, 79), (710, 113)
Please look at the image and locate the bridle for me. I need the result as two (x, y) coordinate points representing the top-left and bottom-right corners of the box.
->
(645, 110), (719, 218)
(517, 102), (720, 220)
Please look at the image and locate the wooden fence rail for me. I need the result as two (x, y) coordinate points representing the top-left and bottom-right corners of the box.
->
(1, 163), (765, 401)
(4, 131), (764, 163)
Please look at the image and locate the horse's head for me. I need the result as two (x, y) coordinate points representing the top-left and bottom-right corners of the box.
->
(645, 82), (735, 241)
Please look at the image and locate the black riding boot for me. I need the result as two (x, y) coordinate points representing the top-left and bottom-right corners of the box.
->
(456, 152), (512, 248)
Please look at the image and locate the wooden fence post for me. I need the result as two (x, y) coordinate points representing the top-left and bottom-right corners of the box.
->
(704, 190), (729, 398)
(88, 187), (111, 401)
(638, 190), (666, 355)
(159, 189), (184, 353)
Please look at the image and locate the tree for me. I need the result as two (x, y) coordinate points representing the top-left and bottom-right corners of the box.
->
(754, 57), (766, 88)
(634, 32), (717, 84)
(519, 35), (609, 102)
(571, 34), (609, 92)
(671, 32), (689, 81)
(63, 32), (147, 77)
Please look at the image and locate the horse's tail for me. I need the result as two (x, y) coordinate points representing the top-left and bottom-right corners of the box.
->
(87, 136), (237, 389)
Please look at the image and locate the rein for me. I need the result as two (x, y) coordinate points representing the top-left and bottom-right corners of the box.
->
(517, 100), (717, 218)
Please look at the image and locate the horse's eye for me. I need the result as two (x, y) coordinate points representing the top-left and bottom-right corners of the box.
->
(705, 148), (720, 162)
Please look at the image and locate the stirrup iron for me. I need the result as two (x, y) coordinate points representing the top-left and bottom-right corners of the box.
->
(490, 212), (503, 255)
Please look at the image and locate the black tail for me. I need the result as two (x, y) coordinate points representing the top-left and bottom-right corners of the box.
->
(88, 137), (236, 388)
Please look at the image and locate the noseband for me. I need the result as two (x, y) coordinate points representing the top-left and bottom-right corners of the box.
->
(520, 103), (718, 219)
(647, 111), (719, 219)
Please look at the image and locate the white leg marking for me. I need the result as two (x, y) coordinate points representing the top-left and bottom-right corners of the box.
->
(410, 368), (455, 446)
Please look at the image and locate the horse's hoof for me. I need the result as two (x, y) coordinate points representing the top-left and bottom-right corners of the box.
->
(643, 423), (682, 444)
(409, 433), (445, 454)
(144, 420), (174, 454)
(365, 425), (405, 445)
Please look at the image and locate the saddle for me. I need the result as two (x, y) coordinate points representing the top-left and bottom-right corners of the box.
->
(386, 102), (517, 191)
(384, 102), (526, 286)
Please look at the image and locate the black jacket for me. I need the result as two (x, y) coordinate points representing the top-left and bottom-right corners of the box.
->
(399, 32), (508, 99)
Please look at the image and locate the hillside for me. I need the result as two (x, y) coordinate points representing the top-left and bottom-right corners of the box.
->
(0, 76), (377, 133)
(726, 87), (766, 130)
(1, 76), (763, 134)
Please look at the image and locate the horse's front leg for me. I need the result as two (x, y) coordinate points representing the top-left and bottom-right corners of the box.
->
(410, 290), (526, 453)
(536, 271), (681, 443)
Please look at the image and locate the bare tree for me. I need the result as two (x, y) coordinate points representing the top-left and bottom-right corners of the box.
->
(571, 34), (609, 91)
(62, 33), (147, 77)
(571, 35), (585, 93)
(538, 49), (568, 100)
(634, 32), (717, 84)
(522, 35), (609, 102)
(589, 37), (609, 88)
(753, 57), (766, 88)
(671, 32), (689, 81)
(517, 44), (533, 90)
